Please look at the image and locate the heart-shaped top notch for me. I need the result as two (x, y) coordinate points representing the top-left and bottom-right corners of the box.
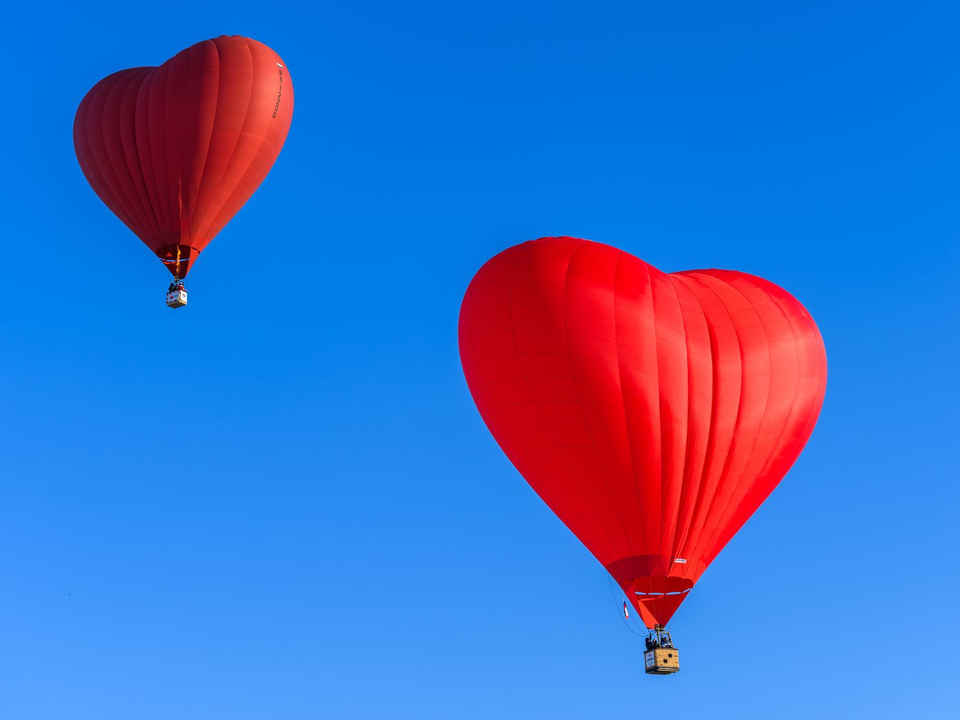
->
(458, 237), (827, 627)
(74, 36), (294, 278)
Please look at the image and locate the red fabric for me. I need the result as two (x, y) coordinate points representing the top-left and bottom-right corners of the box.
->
(458, 237), (827, 627)
(73, 36), (294, 278)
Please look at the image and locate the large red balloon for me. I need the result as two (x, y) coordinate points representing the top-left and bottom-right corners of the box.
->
(74, 36), (294, 278)
(459, 237), (827, 628)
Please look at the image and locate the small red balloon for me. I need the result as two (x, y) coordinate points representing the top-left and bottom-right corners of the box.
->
(458, 237), (827, 627)
(74, 36), (294, 278)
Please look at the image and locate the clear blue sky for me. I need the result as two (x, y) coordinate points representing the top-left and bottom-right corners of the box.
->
(1, 1), (958, 718)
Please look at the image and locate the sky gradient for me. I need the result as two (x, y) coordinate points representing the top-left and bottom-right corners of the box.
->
(1, 1), (958, 718)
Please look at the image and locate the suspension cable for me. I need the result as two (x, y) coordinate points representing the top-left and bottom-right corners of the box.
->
(607, 574), (648, 638)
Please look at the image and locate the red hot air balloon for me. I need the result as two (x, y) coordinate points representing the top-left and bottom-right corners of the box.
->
(458, 237), (827, 635)
(73, 36), (294, 304)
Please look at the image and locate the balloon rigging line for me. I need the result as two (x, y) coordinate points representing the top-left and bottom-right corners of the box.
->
(607, 574), (647, 638)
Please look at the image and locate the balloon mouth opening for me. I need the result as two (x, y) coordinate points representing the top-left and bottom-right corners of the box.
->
(606, 558), (697, 628)
(156, 244), (199, 279)
(628, 586), (693, 629)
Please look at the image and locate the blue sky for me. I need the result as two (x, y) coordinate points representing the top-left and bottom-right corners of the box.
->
(1, 1), (958, 717)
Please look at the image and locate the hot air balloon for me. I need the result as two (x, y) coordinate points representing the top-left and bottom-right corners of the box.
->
(458, 237), (827, 673)
(73, 36), (294, 307)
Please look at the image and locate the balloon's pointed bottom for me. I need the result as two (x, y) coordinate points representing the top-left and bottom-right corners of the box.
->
(633, 592), (690, 629)
(607, 557), (696, 628)
(156, 244), (199, 279)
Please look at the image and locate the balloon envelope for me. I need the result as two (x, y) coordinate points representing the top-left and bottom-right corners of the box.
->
(74, 36), (294, 278)
(458, 237), (827, 627)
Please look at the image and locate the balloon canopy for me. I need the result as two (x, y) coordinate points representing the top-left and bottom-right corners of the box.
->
(458, 237), (827, 628)
(73, 35), (294, 278)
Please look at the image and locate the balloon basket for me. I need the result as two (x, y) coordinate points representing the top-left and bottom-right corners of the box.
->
(643, 647), (680, 675)
(643, 626), (680, 675)
(166, 287), (188, 309)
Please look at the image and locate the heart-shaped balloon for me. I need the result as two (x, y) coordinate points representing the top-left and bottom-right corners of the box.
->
(458, 237), (827, 627)
(74, 36), (293, 278)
